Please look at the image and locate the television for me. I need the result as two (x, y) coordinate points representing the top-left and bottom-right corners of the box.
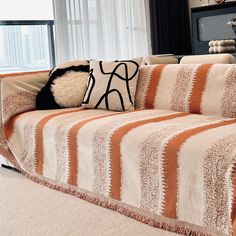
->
(191, 2), (236, 54)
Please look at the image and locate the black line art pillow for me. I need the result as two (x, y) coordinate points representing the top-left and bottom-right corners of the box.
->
(36, 60), (90, 110)
(82, 58), (142, 111)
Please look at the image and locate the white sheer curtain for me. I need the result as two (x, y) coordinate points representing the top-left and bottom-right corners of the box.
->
(53, 0), (150, 63)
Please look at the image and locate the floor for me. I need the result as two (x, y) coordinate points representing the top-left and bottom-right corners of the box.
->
(0, 167), (178, 236)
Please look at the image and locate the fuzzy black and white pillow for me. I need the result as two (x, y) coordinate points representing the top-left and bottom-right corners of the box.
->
(36, 60), (90, 110)
(82, 58), (142, 111)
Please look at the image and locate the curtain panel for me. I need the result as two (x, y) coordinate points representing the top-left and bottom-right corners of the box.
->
(149, 0), (192, 55)
(53, 0), (150, 63)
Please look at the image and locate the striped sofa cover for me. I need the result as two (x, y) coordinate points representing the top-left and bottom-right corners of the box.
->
(0, 64), (236, 236)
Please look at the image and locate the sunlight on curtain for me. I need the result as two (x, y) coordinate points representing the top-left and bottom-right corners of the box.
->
(53, 0), (150, 62)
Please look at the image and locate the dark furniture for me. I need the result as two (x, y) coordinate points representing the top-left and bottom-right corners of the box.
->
(192, 2), (236, 54)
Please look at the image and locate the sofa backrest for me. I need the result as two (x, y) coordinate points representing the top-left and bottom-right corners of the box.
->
(135, 64), (236, 118)
(142, 55), (178, 65)
(180, 54), (236, 64)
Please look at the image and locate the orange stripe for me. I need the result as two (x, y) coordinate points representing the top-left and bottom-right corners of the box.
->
(4, 110), (36, 140)
(0, 70), (50, 79)
(110, 112), (189, 200)
(4, 114), (27, 140)
(35, 109), (81, 174)
(144, 65), (166, 109)
(163, 119), (236, 219)
(189, 64), (212, 114)
(68, 112), (127, 186)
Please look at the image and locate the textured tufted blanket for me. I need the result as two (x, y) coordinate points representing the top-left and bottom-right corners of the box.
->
(0, 68), (236, 236)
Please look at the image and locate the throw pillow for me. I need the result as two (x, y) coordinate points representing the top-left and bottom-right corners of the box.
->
(82, 58), (142, 111)
(36, 60), (89, 110)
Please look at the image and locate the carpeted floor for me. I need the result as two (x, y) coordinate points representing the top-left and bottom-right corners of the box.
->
(0, 167), (178, 236)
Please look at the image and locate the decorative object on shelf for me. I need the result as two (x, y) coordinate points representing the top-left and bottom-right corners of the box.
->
(227, 17), (236, 27)
(227, 17), (236, 37)
(209, 40), (236, 53)
(200, 0), (210, 6)
(214, 0), (225, 3)
(192, 2), (236, 54)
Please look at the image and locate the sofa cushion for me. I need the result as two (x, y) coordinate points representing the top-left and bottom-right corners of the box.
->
(135, 64), (236, 118)
(82, 58), (142, 111)
(4, 107), (236, 236)
(36, 60), (89, 110)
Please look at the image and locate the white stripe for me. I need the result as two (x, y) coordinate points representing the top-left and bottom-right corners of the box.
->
(76, 110), (112, 189)
(177, 123), (236, 225)
(78, 109), (173, 194)
(135, 66), (153, 109)
(43, 110), (84, 180)
(201, 64), (228, 116)
(9, 110), (53, 171)
(43, 109), (108, 181)
(120, 114), (222, 212)
(154, 65), (179, 110)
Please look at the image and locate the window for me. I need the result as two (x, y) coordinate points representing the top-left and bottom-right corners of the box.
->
(0, 0), (54, 73)
(53, 0), (149, 62)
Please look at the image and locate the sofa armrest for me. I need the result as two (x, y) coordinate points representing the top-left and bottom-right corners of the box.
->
(0, 70), (50, 125)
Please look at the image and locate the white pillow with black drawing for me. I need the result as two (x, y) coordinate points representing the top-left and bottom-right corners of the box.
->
(82, 58), (142, 111)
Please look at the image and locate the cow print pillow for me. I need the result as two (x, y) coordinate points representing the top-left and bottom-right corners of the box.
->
(36, 60), (89, 110)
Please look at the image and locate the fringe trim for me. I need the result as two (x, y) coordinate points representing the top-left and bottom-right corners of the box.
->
(22, 171), (223, 236)
(0, 147), (227, 236)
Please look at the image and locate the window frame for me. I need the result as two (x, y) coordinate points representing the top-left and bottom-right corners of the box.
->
(0, 20), (55, 69)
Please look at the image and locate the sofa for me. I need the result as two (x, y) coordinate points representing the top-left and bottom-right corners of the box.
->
(0, 64), (236, 236)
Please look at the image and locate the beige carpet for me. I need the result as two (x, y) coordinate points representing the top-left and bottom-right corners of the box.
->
(0, 167), (179, 236)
